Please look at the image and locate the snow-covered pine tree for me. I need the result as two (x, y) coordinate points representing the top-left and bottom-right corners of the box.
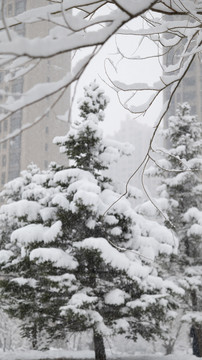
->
(0, 163), (61, 350)
(0, 82), (181, 359)
(140, 103), (202, 355)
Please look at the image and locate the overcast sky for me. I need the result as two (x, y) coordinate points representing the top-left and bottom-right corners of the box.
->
(73, 18), (163, 136)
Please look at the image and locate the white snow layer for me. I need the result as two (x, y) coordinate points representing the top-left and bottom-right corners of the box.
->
(105, 289), (129, 305)
(75, 237), (151, 280)
(30, 248), (78, 269)
(0, 250), (13, 264)
(11, 221), (63, 246)
(0, 200), (41, 221)
(54, 168), (94, 185)
(0, 349), (197, 360)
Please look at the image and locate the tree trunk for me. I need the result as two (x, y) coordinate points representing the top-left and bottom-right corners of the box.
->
(191, 289), (198, 311)
(195, 326), (202, 357)
(190, 325), (202, 357)
(32, 323), (38, 350)
(164, 339), (175, 355)
(93, 330), (106, 360)
(190, 290), (202, 357)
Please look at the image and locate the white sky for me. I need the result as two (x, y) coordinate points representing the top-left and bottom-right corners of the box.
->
(73, 18), (163, 136)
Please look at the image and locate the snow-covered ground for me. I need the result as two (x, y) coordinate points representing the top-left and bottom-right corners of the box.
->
(0, 349), (196, 360)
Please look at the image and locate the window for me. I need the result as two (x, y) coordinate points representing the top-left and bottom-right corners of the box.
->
(2, 155), (6, 167)
(44, 160), (48, 169)
(45, 143), (48, 152)
(183, 91), (195, 102)
(191, 105), (196, 114)
(9, 135), (21, 150)
(8, 3), (13, 16)
(14, 23), (25, 36)
(15, 0), (26, 15)
(3, 119), (8, 132)
(183, 77), (196, 87)
(45, 126), (49, 134)
(176, 93), (181, 103)
(0, 72), (3, 83)
(1, 172), (5, 185)
(8, 136), (21, 181)
(12, 78), (23, 94)
(3, 141), (7, 149)
(10, 110), (22, 132)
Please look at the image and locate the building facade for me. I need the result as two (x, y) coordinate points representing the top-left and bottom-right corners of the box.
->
(163, 12), (202, 122)
(0, 0), (70, 188)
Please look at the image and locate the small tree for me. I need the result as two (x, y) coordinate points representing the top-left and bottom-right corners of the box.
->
(142, 103), (202, 355)
(0, 82), (180, 359)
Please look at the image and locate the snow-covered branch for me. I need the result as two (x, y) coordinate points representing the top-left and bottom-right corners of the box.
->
(0, 0), (201, 137)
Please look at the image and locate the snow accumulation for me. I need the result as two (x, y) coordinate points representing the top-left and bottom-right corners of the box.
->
(54, 168), (94, 185)
(0, 249), (13, 264)
(100, 189), (133, 215)
(11, 277), (37, 288)
(52, 193), (70, 210)
(184, 207), (202, 224)
(132, 212), (176, 254)
(0, 176), (24, 198)
(11, 221), (62, 246)
(127, 294), (165, 310)
(39, 207), (57, 222)
(188, 223), (202, 236)
(137, 198), (170, 217)
(68, 179), (100, 195)
(104, 214), (119, 225)
(67, 293), (98, 307)
(0, 349), (197, 360)
(22, 185), (49, 202)
(105, 288), (130, 305)
(0, 199), (41, 221)
(30, 248), (78, 269)
(72, 189), (99, 209)
(182, 311), (202, 324)
(75, 237), (152, 280)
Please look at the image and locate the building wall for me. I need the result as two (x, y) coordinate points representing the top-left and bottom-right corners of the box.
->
(163, 12), (202, 123)
(164, 58), (202, 121)
(0, 0), (70, 189)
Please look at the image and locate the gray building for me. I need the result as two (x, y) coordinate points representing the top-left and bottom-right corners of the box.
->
(163, 11), (202, 122)
(0, 0), (70, 188)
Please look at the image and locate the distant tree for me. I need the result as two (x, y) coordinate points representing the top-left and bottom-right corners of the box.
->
(0, 82), (180, 359)
(141, 103), (202, 355)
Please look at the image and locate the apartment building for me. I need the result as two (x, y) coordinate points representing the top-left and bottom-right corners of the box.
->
(0, 0), (70, 188)
(163, 11), (202, 122)
(164, 57), (202, 122)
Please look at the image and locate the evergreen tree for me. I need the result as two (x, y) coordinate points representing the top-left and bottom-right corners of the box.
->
(0, 82), (180, 359)
(142, 103), (202, 355)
